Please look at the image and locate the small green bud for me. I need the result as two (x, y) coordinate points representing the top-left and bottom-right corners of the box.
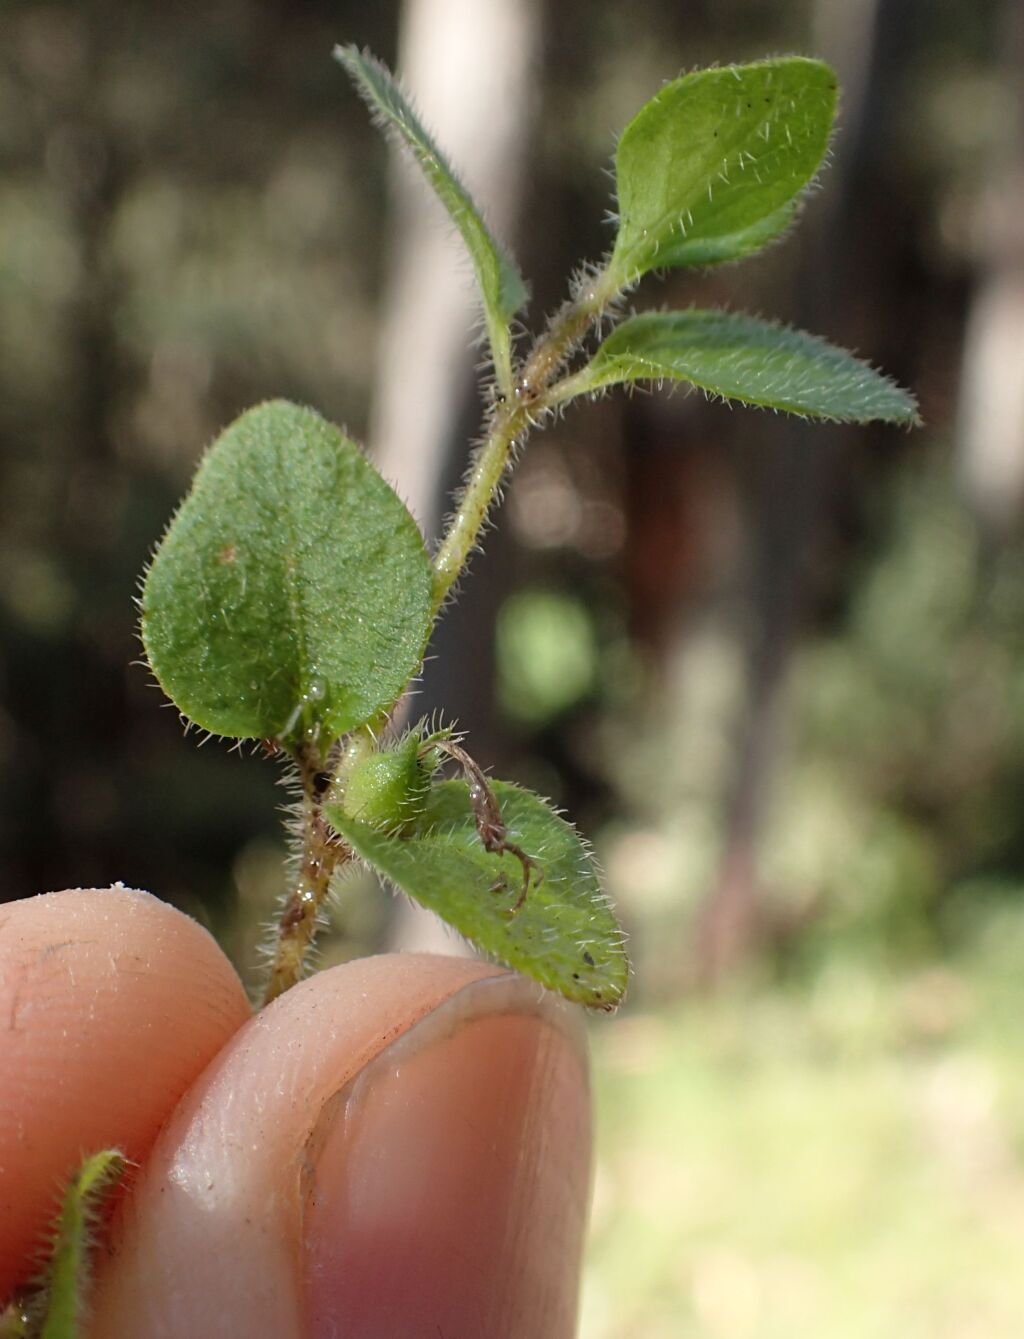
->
(340, 733), (430, 832)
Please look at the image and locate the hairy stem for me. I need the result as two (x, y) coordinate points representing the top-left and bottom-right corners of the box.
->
(517, 267), (617, 395)
(262, 744), (354, 1005)
(431, 265), (618, 611)
(488, 314), (516, 404)
(431, 400), (530, 612)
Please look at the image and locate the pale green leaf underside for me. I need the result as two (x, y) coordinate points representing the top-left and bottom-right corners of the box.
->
(328, 780), (629, 1010)
(571, 310), (920, 423)
(142, 400), (432, 742)
(38, 1149), (126, 1339)
(334, 45), (526, 388)
(610, 58), (837, 282)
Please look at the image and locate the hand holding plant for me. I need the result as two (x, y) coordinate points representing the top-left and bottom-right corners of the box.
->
(1, 45), (916, 1336)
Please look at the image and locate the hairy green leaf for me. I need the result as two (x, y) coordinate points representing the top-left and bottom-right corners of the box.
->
(560, 310), (920, 423)
(328, 780), (628, 1010)
(142, 400), (432, 743)
(334, 44), (527, 394)
(609, 58), (837, 284)
(37, 1149), (126, 1339)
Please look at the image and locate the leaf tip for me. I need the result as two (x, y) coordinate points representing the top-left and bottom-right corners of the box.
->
(331, 41), (362, 72)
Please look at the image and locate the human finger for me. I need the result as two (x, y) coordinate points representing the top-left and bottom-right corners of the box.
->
(0, 886), (251, 1301)
(88, 953), (592, 1339)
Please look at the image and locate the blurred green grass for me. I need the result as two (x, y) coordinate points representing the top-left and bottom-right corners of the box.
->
(583, 919), (1024, 1338)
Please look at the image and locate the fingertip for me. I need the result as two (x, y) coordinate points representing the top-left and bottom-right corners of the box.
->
(303, 971), (592, 1339)
(88, 955), (592, 1339)
(0, 886), (251, 1300)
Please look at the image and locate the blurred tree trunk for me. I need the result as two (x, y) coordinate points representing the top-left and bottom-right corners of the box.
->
(956, 2), (1024, 534)
(370, 0), (540, 953)
(692, 0), (916, 984)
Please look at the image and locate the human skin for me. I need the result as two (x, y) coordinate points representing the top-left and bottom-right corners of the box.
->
(0, 888), (592, 1337)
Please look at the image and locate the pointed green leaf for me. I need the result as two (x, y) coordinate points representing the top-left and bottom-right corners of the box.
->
(334, 44), (527, 394)
(609, 58), (837, 285)
(37, 1149), (126, 1339)
(561, 310), (920, 424)
(328, 780), (629, 1010)
(141, 400), (433, 743)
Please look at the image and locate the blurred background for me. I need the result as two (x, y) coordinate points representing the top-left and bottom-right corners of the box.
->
(2, 0), (1024, 1333)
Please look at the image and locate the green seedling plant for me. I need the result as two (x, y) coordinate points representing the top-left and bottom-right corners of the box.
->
(142, 45), (917, 1012)
(12, 45), (917, 1336)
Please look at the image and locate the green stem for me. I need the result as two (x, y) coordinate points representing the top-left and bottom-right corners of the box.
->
(539, 365), (598, 410)
(431, 400), (529, 613)
(517, 268), (616, 393)
(431, 265), (618, 611)
(488, 314), (516, 404)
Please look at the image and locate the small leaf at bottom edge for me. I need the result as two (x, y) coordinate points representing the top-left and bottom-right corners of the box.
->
(36, 1149), (127, 1339)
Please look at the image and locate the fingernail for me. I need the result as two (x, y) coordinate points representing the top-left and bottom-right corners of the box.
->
(302, 975), (591, 1339)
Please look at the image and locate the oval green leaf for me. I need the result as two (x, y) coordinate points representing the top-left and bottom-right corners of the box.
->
(560, 309), (920, 424)
(609, 58), (837, 284)
(334, 44), (527, 395)
(328, 780), (629, 1010)
(142, 400), (433, 742)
